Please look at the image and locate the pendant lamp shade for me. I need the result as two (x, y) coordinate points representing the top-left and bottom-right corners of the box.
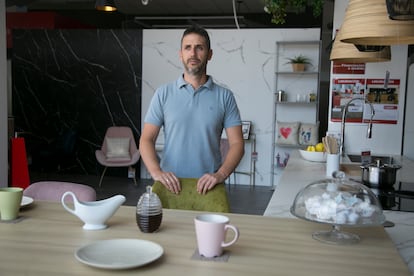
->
(330, 29), (392, 63)
(340, 0), (414, 46)
(96, 0), (117, 11)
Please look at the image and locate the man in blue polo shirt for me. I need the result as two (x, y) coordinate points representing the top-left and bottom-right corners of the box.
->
(140, 26), (244, 195)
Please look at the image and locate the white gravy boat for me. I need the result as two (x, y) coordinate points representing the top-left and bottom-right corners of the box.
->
(61, 191), (126, 230)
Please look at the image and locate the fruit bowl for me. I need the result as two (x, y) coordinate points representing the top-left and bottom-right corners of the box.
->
(299, 149), (327, 162)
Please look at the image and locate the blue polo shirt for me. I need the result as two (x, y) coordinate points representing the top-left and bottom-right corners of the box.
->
(144, 75), (241, 178)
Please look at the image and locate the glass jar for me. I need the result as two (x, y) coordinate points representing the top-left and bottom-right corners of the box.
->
(136, 186), (163, 233)
(309, 93), (316, 102)
(291, 171), (385, 244)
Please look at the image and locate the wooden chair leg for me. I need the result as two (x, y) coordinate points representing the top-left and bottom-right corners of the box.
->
(98, 166), (108, 187)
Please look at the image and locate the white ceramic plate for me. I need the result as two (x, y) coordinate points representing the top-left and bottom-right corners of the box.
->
(75, 239), (163, 270)
(20, 196), (34, 208)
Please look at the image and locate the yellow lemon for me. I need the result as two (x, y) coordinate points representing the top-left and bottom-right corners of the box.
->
(315, 143), (324, 152)
(306, 145), (316, 152)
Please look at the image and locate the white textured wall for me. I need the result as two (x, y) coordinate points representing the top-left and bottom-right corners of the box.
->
(141, 28), (320, 186)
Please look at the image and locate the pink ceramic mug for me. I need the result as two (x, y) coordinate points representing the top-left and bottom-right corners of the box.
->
(194, 214), (239, 258)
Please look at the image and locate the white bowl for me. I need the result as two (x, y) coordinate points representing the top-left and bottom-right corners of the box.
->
(299, 149), (327, 162)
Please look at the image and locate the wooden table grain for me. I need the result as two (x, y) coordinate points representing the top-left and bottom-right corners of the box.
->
(0, 201), (410, 275)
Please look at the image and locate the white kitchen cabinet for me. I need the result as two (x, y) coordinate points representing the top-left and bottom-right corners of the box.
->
(270, 40), (321, 187)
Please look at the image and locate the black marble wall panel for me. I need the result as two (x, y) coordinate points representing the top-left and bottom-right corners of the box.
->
(12, 29), (142, 176)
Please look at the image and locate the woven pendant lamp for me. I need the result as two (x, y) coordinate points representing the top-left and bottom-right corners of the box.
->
(330, 28), (392, 63)
(386, 0), (414, 20)
(340, 0), (414, 46)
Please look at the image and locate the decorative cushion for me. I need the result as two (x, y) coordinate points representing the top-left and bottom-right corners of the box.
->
(276, 121), (299, 145)
(298, 122), (319, 146)
(105, 137), (131, 161)
(151, 178), (230, 213)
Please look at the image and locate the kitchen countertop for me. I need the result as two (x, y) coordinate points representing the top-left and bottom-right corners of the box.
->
(264, 150), (414, 274)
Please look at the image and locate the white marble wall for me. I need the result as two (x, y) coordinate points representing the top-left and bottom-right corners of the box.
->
(141, 28), (321, 186)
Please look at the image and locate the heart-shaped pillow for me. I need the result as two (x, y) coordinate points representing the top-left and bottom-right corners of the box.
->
(276, 121), (299, 145)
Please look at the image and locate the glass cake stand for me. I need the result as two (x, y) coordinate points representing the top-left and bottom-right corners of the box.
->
(290, 171), (385, 245)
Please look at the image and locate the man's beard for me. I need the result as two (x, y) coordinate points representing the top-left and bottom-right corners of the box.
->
(184, 59), (206, 76)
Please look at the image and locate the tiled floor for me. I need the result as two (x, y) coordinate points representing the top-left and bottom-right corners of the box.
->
(30, 172), (274, 215)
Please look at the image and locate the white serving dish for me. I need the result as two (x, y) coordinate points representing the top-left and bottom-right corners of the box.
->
(20, 196), (34, 208)
(299, 149), (327, 162)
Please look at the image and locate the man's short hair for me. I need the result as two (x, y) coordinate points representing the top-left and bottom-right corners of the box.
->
(181, 25), (211, 50)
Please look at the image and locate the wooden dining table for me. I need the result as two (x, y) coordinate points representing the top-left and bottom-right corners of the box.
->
(0, 201), (410, 275)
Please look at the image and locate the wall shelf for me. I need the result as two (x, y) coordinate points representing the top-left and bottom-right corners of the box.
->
(276, 102), (317, 106)
(270, 40), (321, 188)
(275, 71), (319, 75)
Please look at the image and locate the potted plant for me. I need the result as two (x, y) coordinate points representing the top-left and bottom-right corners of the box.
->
(264, 0), (324, 25)
(285, 55), (312, 72)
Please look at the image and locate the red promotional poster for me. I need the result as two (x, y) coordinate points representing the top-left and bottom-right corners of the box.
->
(331, 78), (366, 122)
(330, 78), (400, 124)
(332, 62), (366, 75)
(365, 79), (400, 124)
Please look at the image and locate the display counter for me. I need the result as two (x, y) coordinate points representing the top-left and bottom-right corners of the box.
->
(264, 150), (414, 274)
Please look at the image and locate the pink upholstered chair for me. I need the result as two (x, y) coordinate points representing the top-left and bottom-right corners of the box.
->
(23, 181), (96, 202)
(95, 126), (140, 187)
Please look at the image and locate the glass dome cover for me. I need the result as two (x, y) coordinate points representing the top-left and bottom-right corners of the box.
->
(291, 171), (385, 244)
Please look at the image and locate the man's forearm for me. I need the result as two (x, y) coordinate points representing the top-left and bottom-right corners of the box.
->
(217, 141), (245, 180)
(139, 139), (162, 179)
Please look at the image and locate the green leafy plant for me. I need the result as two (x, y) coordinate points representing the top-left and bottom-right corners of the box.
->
(285, 54), (312, 65)
(264, 0), (324, 25)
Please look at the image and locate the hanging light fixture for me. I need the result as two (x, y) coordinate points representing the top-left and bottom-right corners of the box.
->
(330, 28), (391, 63)
(386, 0), (414, 20)
(96, 0), (117, 12)
(340, 0), (414, 46)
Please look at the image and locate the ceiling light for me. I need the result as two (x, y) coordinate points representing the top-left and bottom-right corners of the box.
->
(96, 0), (117, 12)
(330, 28), (391, 63)
(340, 0), (414, 46)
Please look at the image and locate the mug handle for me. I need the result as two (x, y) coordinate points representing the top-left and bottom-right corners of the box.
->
(222, 224), (239, 248)
(61, 191), (76, 215)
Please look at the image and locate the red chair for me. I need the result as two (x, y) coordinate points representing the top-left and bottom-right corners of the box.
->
(95, 126), (140, 187)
